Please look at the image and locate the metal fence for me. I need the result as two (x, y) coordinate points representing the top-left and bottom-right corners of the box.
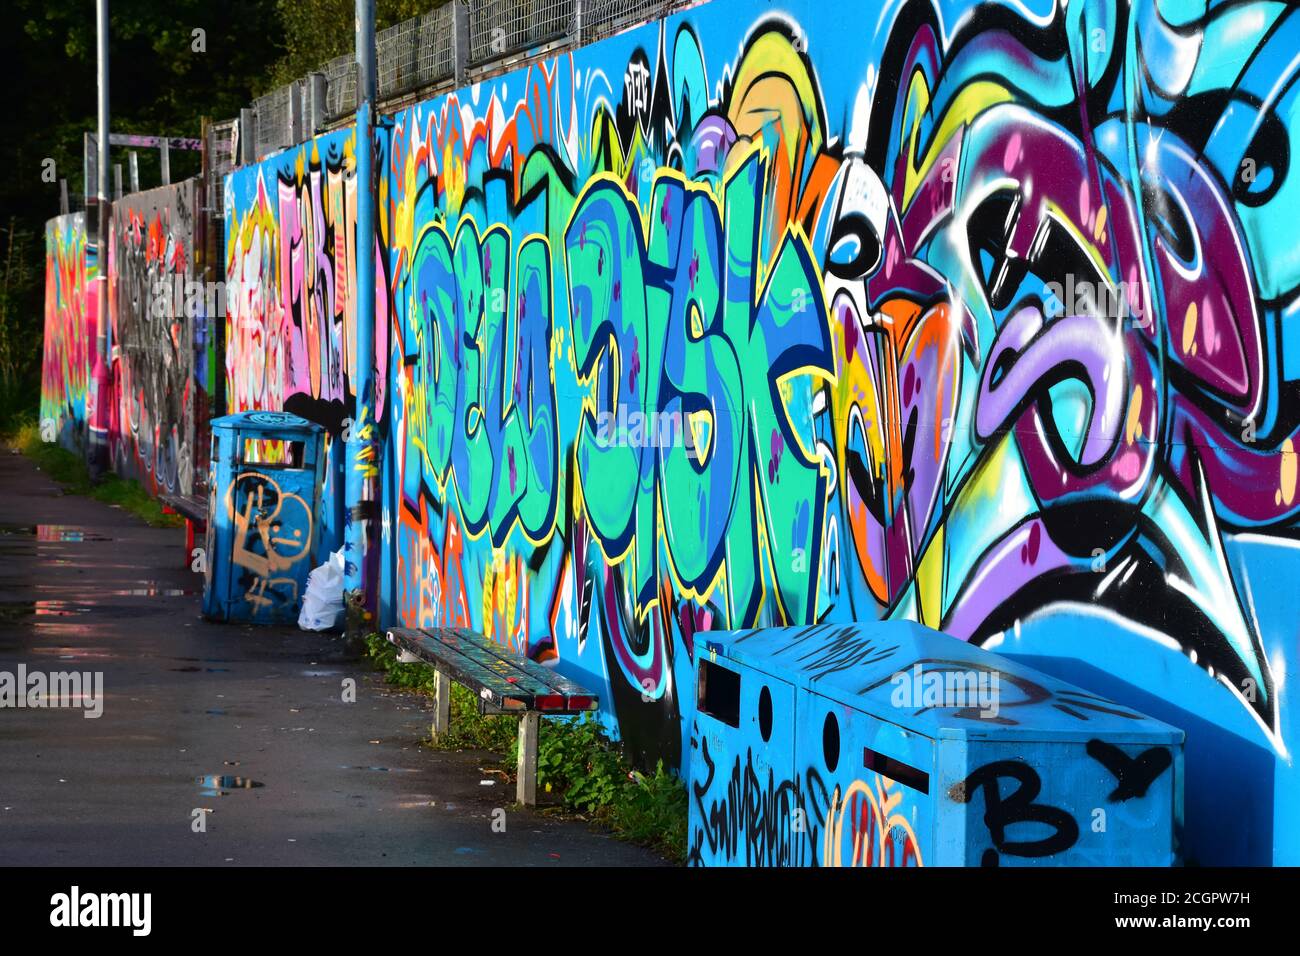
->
(378, 17), (419, 99)
(324, 54), (358, 123)
(252, 84), (293, 159)
(468, 0), (575, 66)
(206, 118), (238, 218)
(243, 0), (693, 162)
(581, 0), (673, 41)
(417, 4), (458, 90)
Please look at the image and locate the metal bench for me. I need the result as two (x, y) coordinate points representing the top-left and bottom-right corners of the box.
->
(159, 493), (208, 569)
(386, 627), (598, 806)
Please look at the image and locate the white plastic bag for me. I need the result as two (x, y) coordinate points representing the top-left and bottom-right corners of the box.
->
(298, 548), (345, 631)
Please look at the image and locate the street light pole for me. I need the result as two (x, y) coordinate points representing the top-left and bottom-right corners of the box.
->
(344, 0), (377, 645)
(88, 0), (112, 480)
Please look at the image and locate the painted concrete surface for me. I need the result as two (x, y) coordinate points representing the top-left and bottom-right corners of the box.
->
(0, 452), (661, 866)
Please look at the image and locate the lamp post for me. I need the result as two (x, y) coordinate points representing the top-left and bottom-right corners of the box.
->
(87, 0), (112, 479)
(344, 0), (378, 646)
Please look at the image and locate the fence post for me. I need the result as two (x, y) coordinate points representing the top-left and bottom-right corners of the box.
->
(574, 0), (583, 45)
(453, 0), (471, 87)
(88, 0), (112, 481)
(128, 151), (139, 193)
(239, 108), (256, 165)
(288, 80), (304, 145)
(307, 73), (327, 136)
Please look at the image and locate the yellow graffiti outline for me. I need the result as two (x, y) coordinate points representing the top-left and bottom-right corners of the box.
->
(405, 217), (459, 498)
(447, 213), (493, 544)
(901, 71), (1013, 213)
(822, 777), (924, 868)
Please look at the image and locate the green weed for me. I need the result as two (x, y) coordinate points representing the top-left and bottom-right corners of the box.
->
(3, 416), (182, 528)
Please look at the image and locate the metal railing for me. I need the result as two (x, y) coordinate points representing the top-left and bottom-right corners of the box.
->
(324, 54), (358, 123)
(468, 0), (575, 67)
(241, 0), (694, 163)
(581, 0), (672, 41)
(252, 84), (293, 159)
(416, 4), (458, 90)
(206, 118), (238, 217)
(378, 17), (419, 99)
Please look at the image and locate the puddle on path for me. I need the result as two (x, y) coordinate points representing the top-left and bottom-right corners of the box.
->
(196, 775), (264, 796)
(340, 765), (419, 773)
(0, 600), (186, 625)
(0, 601), (88, 623)
(0, 525), (114, 542)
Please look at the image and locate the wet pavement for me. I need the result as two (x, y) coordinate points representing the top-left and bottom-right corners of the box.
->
(0, 451), (662, 866)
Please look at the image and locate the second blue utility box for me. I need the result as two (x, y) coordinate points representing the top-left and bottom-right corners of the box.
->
(689, 621), (1184, 867)
(202, 410), (325, 624)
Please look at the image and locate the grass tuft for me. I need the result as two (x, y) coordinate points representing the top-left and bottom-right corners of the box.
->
(3, 414), (182, 528)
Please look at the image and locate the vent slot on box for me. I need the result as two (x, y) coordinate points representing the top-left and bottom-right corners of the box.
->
(863, 746), (929, 794)
(698, 659), (741, 728)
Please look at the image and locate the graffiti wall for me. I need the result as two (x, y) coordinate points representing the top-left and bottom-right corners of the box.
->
(108, 180), (201, 496)
(223, 128), (390, 562)
(41, 213), (93, 455)
(382, 0), (1300, 865)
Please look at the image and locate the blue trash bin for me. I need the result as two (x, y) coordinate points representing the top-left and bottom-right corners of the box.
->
(202, 411), (326, 624)
(689, 621), (1184, 867)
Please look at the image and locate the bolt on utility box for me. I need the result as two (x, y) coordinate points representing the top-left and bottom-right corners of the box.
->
(688, 621), (1184, 867)
(202, 411), (325, 624)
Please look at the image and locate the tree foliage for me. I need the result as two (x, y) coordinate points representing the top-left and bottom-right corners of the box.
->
(269, 0), (441, 87)
(0, 0), (448, 411)
(0, 0), (287, 408)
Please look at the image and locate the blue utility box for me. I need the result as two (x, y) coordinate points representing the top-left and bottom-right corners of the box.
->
(689, 621), (1184, 867)
(202, 411), (326, 624)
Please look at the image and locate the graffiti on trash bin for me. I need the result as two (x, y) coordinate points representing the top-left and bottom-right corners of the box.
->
(225, 470), (315, 612)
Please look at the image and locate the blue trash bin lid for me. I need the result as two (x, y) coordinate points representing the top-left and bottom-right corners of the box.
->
(210, 410), (325, 434)
(699, 621), (1183, 744)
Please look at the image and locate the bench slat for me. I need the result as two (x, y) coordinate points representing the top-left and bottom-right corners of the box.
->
(390, 629), (552, 709)
(160, 493), (208, 524)
(388, 627), (597, 713)
(423, 629), (558, 701)
(427, 627), (595, 701)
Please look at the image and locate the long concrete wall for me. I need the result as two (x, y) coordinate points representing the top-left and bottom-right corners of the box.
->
(50, 0), (1300, 864)
(376, 0), (1300, 865)
(108, 181), (202, 496)
(41, 212), (93, 456)
(40, 181), (212, 495)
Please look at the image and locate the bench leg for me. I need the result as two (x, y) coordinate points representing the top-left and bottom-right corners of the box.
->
(516, 712), (539, 807)
(184, 519), (195, 568)
(431, 668), (451, 740)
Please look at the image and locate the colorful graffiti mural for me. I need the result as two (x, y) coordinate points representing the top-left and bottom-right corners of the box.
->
(224, 129), (391, 432)
(39, 0), (1300, 864)
(108, 181), (201, 496)
(40, 213), (93, 455)
(378, 0), (1300, 864)
(224, 129), (391, 564)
